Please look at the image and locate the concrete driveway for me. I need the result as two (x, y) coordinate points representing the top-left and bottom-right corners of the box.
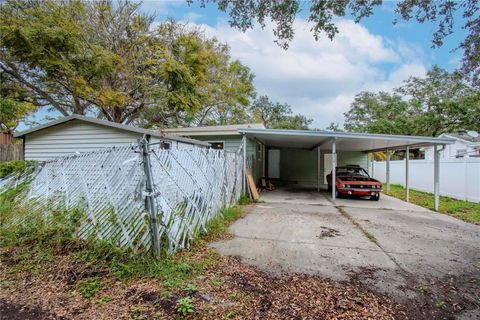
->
(211, 187), (480, 316)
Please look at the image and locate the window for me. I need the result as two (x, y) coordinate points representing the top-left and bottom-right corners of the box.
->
(159, 142), (170, 150)
(456, 149), (467, 158)
(209, 142), (224, 150)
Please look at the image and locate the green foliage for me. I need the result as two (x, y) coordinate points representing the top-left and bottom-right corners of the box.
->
(0, 2), (255, 126)
(386, 184), (480, 225)
(0, 160), (35, 179)
(0, 191), (245, 292)
(77, 278), (101, 299)
(201, 206), (242, 240)
(0, 77), (36, 131)
(198, 0), (479, 84)
(96, 295), (112, 305)
(237, 193), (252, 205)
(344, 67), (480, 136)
(184, 283), (198, 295)
(210, 277), (224, 288)
(176, 296), (194, 316)
(251, 95), (312, 130)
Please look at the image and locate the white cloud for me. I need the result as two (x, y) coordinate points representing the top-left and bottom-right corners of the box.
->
(197, 18), (428, 129)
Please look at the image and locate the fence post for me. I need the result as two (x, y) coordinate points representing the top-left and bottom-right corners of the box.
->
(223, 151), (228, 207)
(139, 136), (161, 257)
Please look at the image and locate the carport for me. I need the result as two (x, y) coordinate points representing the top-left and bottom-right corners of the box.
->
(239, 129), (454, 210)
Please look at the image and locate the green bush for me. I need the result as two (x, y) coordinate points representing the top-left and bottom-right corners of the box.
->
(0, 160), (35, 179)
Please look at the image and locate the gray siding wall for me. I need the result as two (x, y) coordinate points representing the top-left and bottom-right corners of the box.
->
(187, 135), (261, 181)
(24, 120), (198, 161)
(278, 148), (368, 187)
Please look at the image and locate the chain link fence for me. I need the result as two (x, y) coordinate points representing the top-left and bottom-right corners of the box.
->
(1, 140), (244, 255)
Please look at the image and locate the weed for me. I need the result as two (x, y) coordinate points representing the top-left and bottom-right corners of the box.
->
(365, 232), (377, 243)
(417, 285), (430, 295)
(176, 297), (194, 316)
(336, 206), (378, 244)
(435, 301), (447, 309)
(0, 182), (245, 296)
(224, 311), (236, 319)
(200, 206), (242, 241)
(184, 283), (198, 295)
(96, 295), (112, 305)
(237, 193), (252, 205)
(229, 291), (244, 302)
(0, 160), (35, 179)
(210, 277), (224, 288)
(77, 278), (101, 298)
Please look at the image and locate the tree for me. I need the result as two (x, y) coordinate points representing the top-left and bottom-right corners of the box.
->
(0, 1), (253, 126)
(251, 95), (312, 130)
(137, 20), (256, 128)
(325, 122), (343, 132)
(0, 73), (36, 132)
(343, 67), (480, 136)
(196, 0), (479, 84)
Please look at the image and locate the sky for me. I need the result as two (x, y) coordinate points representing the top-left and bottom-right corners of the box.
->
(20, 0), (468, 130)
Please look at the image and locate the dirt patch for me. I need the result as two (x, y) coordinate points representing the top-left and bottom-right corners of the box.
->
(0, 299), (59, 320)
(1, 246), (405, 320)
(344, 266), (480, 319)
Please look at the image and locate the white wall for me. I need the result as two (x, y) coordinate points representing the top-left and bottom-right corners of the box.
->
(372, 158), (480, 203)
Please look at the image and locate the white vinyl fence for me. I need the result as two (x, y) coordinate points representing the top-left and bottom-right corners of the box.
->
(372, 158), (480, 203)
(0, 141), (244, 255)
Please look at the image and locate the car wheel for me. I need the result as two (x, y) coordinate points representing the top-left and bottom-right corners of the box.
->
(371, 194), (380, 201)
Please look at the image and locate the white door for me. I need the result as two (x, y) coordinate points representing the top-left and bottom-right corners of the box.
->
(324, 153), (337, 184)
(268, 149), (280, 179)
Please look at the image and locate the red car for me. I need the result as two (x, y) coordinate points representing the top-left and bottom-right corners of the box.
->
(327, 165), (382, 201)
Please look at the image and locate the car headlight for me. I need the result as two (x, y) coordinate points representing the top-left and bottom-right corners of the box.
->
(346, 184), (350, 188)
(341, 184), (345, 188)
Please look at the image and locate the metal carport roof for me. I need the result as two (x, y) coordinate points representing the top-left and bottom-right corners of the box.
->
(238, 128), (455, 210)
(238, 128), (455, 151)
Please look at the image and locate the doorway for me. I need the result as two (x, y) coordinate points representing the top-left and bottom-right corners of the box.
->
(268, 149), (280, 179)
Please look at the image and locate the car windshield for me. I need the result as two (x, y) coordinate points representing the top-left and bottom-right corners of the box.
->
(336, 167), (370, 178)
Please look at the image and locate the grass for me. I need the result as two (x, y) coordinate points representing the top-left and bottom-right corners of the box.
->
(336, 205), (378, 244)
(386, 184), (480, 224)
(0, 184), (246, 296)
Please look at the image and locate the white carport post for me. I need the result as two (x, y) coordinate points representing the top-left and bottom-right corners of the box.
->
(242, 134), (247, 194)
(317, 146), (321, 192)
(331, 138), (336, 202)
(386, 148), (390, 193)
(434, 144), (440, 211)
(405, 146), (410, 202)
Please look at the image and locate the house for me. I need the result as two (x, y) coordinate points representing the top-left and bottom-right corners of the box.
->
(166, 124), (455, 194)
(13, 115), (209, 161)
(165, 123), (266, 182)
(424, 130), (480, 160)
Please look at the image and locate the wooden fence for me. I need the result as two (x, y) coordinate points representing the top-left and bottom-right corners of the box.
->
(0, 144), (24, 162)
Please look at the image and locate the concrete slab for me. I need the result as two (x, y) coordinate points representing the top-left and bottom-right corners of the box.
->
(211, 200), (407, 297)
(212, 186), (480, 312)
(259, 187), (331, 205)
(327, 192), (431, 212)
(343, 206), (480, 278)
